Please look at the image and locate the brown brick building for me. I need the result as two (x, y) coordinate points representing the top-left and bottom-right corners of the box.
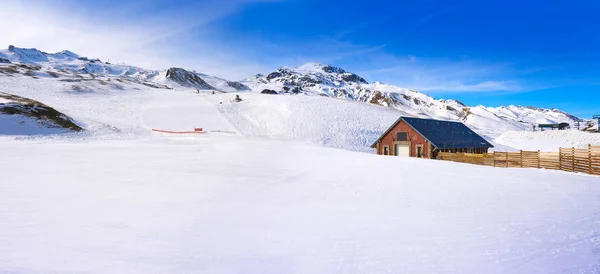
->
(371, 117), (493, 159)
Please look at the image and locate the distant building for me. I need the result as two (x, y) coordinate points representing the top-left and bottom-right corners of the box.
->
(538, 123), (570, 131)
(371, 117), (493, 159)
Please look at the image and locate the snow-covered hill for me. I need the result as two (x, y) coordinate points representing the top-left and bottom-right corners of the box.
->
(494, 130), (600, 151)
(0, 46), (249, 92)
(0, 64), (403, 151)
(242, 62), (583, 135)
(205, 93), (408, 152)
(0, 45), (591, 144)
(0, 92), (82, 135)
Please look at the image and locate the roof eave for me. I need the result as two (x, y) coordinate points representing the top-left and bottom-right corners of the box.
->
(369, 116), (405, 148)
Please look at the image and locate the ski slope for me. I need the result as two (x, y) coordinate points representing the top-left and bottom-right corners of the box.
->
(1, 136), (600, 273)
(206, 93), (410, 152)
(0, 72), (411, 151)
(494, 130), (600, 151)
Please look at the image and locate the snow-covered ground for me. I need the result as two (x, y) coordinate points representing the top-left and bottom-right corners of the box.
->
(2, 136), (600, 273)
(0, 74), (403, 150)
(206, 93), (408, 152)
(2, 45), (585, 138)
(0, 114), (70, 135)
(495, 130), (600, 151)
(243, 62), (582, 135)
(2, 52), (600, 272)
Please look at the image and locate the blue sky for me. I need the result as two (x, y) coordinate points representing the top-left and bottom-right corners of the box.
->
(2, 0), (599, 117)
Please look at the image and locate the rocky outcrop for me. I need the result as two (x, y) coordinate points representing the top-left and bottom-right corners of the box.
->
(227, 81), (250, 91)
(0, 92), (83, 132)
(261, 89), (278, 94)
(165, 67), (215, 90)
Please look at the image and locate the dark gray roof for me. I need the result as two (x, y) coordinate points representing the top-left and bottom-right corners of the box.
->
(371, 117), (494, 149)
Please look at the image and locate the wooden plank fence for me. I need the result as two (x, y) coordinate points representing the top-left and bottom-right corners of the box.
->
(439, 145), (600, 176)
(438, 152), (494, 166)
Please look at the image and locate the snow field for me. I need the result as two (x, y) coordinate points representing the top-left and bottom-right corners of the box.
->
(0, 114), (71, 136)
(1, 136), (600, 273)
(2, 68), (600, 273)
(205, 93), (408, 152)
(495, 130), (600, 151)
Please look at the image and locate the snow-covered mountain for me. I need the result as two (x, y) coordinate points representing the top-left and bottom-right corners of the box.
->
(0, 46), (588, 137)
(0, 46), (249, 91)
(241, 62), (583, 135)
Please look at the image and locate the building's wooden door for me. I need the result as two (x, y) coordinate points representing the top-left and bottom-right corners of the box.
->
(395, 144), (410, 157)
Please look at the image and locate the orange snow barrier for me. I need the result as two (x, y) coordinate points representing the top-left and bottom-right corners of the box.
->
(152, 128), (207, 134)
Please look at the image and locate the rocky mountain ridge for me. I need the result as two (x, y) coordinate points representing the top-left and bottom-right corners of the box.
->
(0, 46), (586, 134)
(240, 62), (585, 133)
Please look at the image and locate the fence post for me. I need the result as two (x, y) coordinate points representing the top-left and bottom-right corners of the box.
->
(559, 148), (562, 171)
(493, 152), (496, 167)
(506, 152), (509, 168)
(572, 147), (575, 172)
(589, 144), (593, 174)
(520, 150), (523, 168)
(537, 150), (541, 168)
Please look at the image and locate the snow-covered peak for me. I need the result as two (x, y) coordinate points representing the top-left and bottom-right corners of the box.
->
(1, 45), (91, 66)
(0, 45), (585, 136)
(245, 62), (369, 93)
(240, 62), (582, 135)
(296, 62), (324, 71)
(0, 45), (251, 92)
(284, 62), (356, 77)
(294, 62), (344, 74)
(4, 45), (48, 64)
(50, 50), (80, 60)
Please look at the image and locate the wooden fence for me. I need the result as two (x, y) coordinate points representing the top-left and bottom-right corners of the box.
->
(438, 145), (600, 176)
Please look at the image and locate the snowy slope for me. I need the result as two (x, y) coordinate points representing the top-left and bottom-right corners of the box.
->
(242, 63), (582, 135)
(494, 130), (600, 151)
(0, 45), (584, 137)
(205, 93), (409, 152)
(0, 45), (588, 151)
(0, 67), (406, 151)
(1, 136), (600, 273)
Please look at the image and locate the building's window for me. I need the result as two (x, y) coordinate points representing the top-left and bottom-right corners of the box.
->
(383, 146), (389, 155)
(396, 132), (408, 141)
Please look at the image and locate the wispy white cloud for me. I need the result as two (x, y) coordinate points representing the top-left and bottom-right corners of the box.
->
(0, 0), (270, 79)
(414, 81), (523, 92)
(0, 0), (543, 93)
(352, 55), (542, 93)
